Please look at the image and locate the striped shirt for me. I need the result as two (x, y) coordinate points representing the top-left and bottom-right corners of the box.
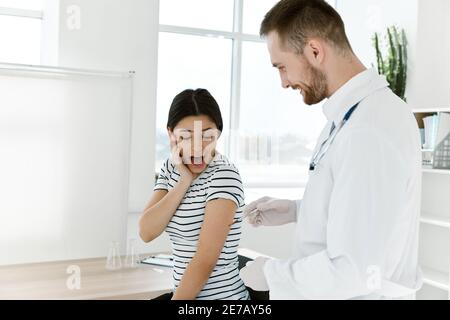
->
(154, 153), (249, 300)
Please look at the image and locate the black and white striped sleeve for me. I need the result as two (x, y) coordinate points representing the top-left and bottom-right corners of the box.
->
(153, 159), (170, 191)
(205, 165), (244, 208)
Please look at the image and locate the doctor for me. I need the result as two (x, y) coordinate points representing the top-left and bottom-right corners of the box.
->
(240, 0), (423, 299)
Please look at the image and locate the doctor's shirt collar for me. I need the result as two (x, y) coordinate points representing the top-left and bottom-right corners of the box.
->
(322, 68), (389, 123)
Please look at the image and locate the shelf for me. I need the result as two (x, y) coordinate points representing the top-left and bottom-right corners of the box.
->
(420, 214), (450, 228)
(413, 108), (450, 113)
(422, 168), (450, 175)
(421, 266), (449, 291)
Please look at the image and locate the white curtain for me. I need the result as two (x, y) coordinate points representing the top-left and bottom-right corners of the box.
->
(0, 65), (133, 265)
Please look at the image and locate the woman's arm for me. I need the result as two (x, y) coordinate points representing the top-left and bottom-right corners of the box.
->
(172, 198), (237, 300)
(139, 177), (192, 243)
(140, 133), (200, 243)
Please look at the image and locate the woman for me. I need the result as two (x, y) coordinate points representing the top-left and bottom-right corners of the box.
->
(139, 89), (249, 300)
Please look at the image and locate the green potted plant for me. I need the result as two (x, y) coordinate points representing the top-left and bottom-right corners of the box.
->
(372, 26), (408, 101)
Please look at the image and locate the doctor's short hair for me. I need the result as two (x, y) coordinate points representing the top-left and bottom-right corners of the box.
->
(260, 0), (353, 55)
(166, 88), (223, 132)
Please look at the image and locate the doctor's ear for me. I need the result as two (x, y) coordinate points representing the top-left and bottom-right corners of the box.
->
(304, 39), (325, 66)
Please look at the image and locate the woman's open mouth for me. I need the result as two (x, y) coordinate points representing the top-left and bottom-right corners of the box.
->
(190, 156), (205, 168)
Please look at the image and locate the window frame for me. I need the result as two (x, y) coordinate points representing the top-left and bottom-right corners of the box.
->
(0, 6), (43, 19)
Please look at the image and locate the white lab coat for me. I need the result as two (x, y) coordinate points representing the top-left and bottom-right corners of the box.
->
(263, 69), (423, 299)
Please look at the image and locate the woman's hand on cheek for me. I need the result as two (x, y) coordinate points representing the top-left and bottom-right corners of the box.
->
(169, 133), (198, 184)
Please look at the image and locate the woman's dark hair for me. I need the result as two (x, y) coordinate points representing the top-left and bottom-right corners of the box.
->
(167, 88), (223, 132)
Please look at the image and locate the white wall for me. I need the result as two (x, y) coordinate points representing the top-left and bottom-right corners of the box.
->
(407, 0), (450, 109)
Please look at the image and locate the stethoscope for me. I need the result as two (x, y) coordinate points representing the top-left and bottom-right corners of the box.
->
(309, 102), (360, 171)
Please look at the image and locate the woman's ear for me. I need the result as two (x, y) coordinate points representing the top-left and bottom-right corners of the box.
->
(167, 128), (175, 141)
(167, 128), (177, 150)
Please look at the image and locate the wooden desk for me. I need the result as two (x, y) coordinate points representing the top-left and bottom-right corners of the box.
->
(0, 255), (173, 300)
(0, 248), (267, 300)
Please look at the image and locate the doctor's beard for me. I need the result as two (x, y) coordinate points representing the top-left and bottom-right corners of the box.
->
(300, 61), (328, 105)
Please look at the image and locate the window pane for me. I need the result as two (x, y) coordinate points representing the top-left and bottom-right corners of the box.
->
(238, 41), (326, 185)
(0, 0), (43, 10)
(160, 0), (234, 31)
(0, 15), (41, 64)
(242, 0), (278, 35)
(155, 32), (232, 170)
(243, 0), (337, 35)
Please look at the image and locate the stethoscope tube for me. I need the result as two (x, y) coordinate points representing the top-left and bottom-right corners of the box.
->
(309, 103), (360, 171)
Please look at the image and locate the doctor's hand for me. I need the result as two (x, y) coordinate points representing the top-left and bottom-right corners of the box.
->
(239, 257), (270, 291)
(243, 197), (297, 227)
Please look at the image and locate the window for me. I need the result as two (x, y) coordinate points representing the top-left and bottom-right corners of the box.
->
(0, 0), (43, 65)
(156, 0), (335, 187)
